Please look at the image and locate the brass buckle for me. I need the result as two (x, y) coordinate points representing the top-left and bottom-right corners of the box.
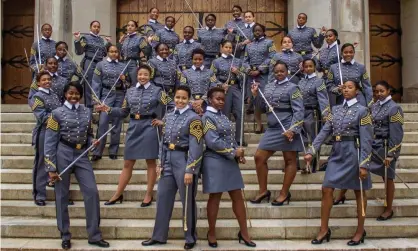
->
(135, 113), (140, 120)
(300, 51), (306, 56)
(76, 144), (82, 150)
(335, 135), (341, 142)
(230, 80), (235, 85)
(195, 95), (201, 100)
(182, 65), (187, 70)
(169, 143), (175, 150)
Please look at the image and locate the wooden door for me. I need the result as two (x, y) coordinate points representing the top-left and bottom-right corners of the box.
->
(117, 0), (287, 48)
(1, 0), (35, 104)
(369, 0), (402, 102)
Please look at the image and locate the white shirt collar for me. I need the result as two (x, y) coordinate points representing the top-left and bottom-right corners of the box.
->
(55, 55), (68, 61)
(307, 73), (317, 79)
(183, 39), (195, 44)
(106, 57), (119, 63)
(39, 87), (50, 94)
(343, 98), (358, 107)
(282, 48), (294, 52)
(221, 53), (231, 58)
(245, 22), (255, 28)
(341, 59), (355, 65)
(297, 25), (306, 29)
(42, 36), (50, 40)
(128, 32), (137, 36)
(205, 26), (216, 30)
(165, 26), (174, 32)
(64, 101), (80, 110)
(207, 106), (218, 113)
(255, 36), (265, 41)
(89, 31), (99, 37)
(136, 82), (151, 89)
(156, 55), (166, 61)
(149, 19), (157, 23)
(328, 41), (338, 49)
(379, 95), (392, 105)
(192, 65), (204, 71)
(276, 78), (289, 85)
(175, 106), (189, 114)
(48, 71), (58, 77)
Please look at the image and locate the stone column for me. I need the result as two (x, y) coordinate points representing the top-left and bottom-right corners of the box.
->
(401, 0), (418, 102)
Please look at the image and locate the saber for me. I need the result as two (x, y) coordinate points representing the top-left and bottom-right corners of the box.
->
(49, 125), (116, 185)
(64, 48), (101, 104)
(257, 86), (286, 133)
(24, 48), (32, 73)
(371, 149), (414, 195)
(183, 0), (203, 28)
(184, 185), (189, 231)
(225, 39), (240, 85)
(36, 24), (42, 66)
(235, 24), (249, 40)
(384, 139), (388, 207)
(79, 32), (111, 37)
(313, 110), (320, 172)
(288, 49), (322, 81)
(102, 60), (131, 103)
(335, 43), (344, 86)
(357, 138), (366, 217)
(157, 84), (170, 181)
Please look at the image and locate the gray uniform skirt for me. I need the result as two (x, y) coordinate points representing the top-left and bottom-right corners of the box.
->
(202, 151), (244, 194)
(124, 118), (159, 160)
(369, 140), (396, 180)
(258, 127), (304, 152)
(324, 141), (372, 190)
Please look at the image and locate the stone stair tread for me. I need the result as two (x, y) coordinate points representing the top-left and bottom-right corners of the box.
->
(2, 238), (418, 250)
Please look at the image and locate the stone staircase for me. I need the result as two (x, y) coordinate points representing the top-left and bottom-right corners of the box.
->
(1, 104), (418, 250)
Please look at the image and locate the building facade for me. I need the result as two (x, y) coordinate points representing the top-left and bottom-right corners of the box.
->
(1, 0), (414, 104)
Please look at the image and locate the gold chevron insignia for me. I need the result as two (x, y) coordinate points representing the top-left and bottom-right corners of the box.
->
(317, 82), (326, 92)
(327, 71), (333, 80)
(291, 89), (302, 99)
(360, 113), (372, 126)
(203, 119), (217, 134)
(94, 68), (101, 76)
(31, 97), (44, 111)
(190, 119), (203, 143)
(390, 110), (404, 124)
(46, 114), (59, 131)
(363, 72), (369, 80)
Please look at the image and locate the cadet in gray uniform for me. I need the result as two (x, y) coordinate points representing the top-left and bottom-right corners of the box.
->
(144, 7), (165, 36)
(327, 43), (373, 107)
(74, 21), (111, 108)
(211, 40), (245, 144)
(30, 23), (56, 73)
(29, 72), (62, 206)
(318, 29), (339, 79)
(142, 86), (203, 250)
(29, 57), (69, 101)
(299, 59), (330, 173)
(55, 41), (82, 81)
(202, 87), (256, 248)
(305, 80), (373, 246)
(179, 49), (219, 115)
(234, 11), (255, 59)
(334, 81), (403, 221)
(250, 62), (304, 206)
(119, 20), (152, 82)
(173, 26), (203, 71)
(268, 36), (303, 84)
(97, 65), (171, 207)
(151, 16), (180, 56)
(225, 5), (245, 43)
(197, 14), (227, 68)
(148, 43), (180, 113)
(45, 82), (109, 250)
(91, 45), (127, 161)
(288, 13), (326, 60)
(243, 23), (276, 133)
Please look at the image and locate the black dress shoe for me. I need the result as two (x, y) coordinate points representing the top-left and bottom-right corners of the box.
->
(62, 240), (71, 250)
(255, 125), (264, 134)
(271, 192), (291, 206)
(90, 155), (102, 162)
(333, 196), (346, 205)
(184, 242), (196, 250)
(207, 232), (218, 248)
(250, 190), (271, 204)
(109, 154), (118, 160)
(376, 211), (394, 221)
(104, 195), (124, 206)
(34, 200), (46, 206)
(311, 228), (331, 244)
(347, 231), (366, 246)
(141, 239), (166, 246)
(238, 231), (256, 247)
(88, 239), (110, 248)
(140, 197), (153, 207)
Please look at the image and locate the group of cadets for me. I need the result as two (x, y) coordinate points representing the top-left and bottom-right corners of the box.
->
(28, 5), (404, 250)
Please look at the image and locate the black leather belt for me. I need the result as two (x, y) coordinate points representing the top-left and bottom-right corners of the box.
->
(103, 85), (124, 91)
(129, 114), (156, 120)
(333, 135), (358, 142)
(304, 105), (318, 110)
(374, 135), (388, 139)
(85, 56), (101, 63)
(60, 139), (86, 150)
(164, 143), (189, 152)
(269, 107), (292, 113)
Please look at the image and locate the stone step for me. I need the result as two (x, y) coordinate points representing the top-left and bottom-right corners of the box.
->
(4, 103), (418, 113)
(2, 216), (418, 239)
(3, 143), (418, 156)
(3, 131), (418, 144)
(4, 111), (418, 123)
(3, 169), (418, 185)
(3, 121), (418, 134)
(2, 199), (418, 219)
(1, 183), (417, 202)
(3, 155), (418, 170)
(2, 238), (418, 251)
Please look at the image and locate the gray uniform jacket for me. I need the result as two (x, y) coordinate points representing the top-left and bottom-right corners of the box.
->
(92, 59), (128, 101)
(56, 56), (82, 81)
(211, 54), (244, 85)
(74, 33), (108, 62)
(29, 72), (69, 102)
(152, 27), (180, 54)
(30, 38), (56, 71)
(318, 42), (339, 76)
(288, 26), (324, 57)
(173, 40), (203, 70)
(268, 50), (303, 83)
(179, 66), (219, 100)
(148, 56), (180, 96)
(144, 19), (165, 36)
(243, 37), (276, 75)
(197, 27), (227, 57)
